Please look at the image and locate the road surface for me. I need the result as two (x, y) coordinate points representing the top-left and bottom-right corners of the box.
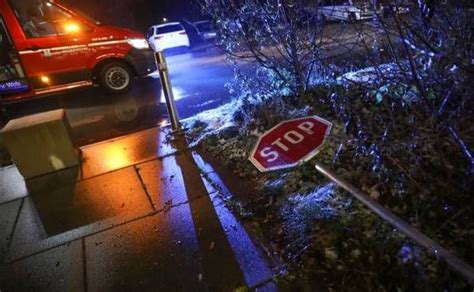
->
(3, 22), (382, 146)
(4, 46), (235, 146)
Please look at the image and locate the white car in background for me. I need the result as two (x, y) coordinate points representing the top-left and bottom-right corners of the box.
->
(316, 1), (379, 22)
(147, 22), (190, 52)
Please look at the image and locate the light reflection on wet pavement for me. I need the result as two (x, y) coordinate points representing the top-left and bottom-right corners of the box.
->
(4, 47), (235, 147)
(0, 127), (276, 291)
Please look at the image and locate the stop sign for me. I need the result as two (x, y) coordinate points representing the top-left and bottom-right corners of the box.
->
(249, 116), (332, 172)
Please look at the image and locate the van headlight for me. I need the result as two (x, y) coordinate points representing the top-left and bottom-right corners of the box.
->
(127, 39), (150, 50)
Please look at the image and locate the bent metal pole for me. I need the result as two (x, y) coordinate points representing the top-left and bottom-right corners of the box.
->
(315, 163), (474, 285)
(155, 51), (181, 132)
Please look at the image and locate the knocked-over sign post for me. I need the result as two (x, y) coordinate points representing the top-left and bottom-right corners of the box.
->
(249, 115), (474, 285)
(249, 116), (332, 172)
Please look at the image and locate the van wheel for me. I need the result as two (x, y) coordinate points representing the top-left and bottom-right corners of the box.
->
(99, 62), (133, 94)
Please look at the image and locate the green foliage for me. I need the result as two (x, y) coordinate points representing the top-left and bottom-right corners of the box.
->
(196, 1), (474, 290)
(196, 82), (473, 290)
(201, 0), (325, 99)
(234, 286), (251, 292)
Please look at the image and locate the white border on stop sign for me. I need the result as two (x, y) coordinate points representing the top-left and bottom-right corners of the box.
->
(249, 116), (333, 173)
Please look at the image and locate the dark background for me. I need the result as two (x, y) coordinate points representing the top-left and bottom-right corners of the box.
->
(62, 0), (202, 33)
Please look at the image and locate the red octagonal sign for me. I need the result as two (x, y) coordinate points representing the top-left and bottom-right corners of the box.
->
(249, 116), (333, 172)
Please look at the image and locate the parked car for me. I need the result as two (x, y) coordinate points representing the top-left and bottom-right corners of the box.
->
(305, 0), (382, 22)
(193, 20), (217, 42)
(314, 1), (380, 22)
(147, 22), (190, 52)
(0, 0), (156, 103)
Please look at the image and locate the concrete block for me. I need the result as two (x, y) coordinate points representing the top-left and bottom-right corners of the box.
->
(0, 109), (79, 179)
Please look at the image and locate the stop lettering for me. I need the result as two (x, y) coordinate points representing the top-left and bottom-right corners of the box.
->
(249, 116), (332, 172)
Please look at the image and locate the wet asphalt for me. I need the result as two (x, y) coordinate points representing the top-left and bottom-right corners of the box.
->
(4, 46), (235, 147)
(3, 21), (382, 148)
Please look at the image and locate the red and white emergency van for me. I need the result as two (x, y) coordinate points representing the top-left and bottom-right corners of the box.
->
(0, 0), (156, 103)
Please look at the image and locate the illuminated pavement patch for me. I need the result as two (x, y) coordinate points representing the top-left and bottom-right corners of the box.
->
(0, 127), (276, 290)
(80, 127), (176, 179)
(136, 155), (189, 211)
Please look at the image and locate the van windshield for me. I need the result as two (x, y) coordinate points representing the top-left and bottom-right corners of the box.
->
(0, 18), (28, 93)
(9, 0), (77, 38)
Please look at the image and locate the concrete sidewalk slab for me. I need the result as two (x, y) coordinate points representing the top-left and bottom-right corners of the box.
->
(25, 165), (81, 194)
(0, 200), (21, 262)
(1, 126), (277, 291)
(85, 204), (202, 291)
(136, 155), (190, 211)
(6, 167), (153, 262)
(172, 147), (247, 290)
(0, 240), (84, 292)
(0, 166), (28, 204)
(80, 127), (177, 179)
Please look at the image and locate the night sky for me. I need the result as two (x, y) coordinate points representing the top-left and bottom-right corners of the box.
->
(63, 0), (201, 32)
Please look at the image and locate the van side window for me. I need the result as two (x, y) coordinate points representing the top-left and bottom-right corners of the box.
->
(9, 0), (72, 38)
(1, 17), (15, 82)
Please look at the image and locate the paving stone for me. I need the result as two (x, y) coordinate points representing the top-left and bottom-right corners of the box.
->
(81, 127), (177, 179)
(25, 165), (81, 194)
(0, 200), (21, 263)
(174, 149), (246, 290)
(0, 130), (276, 291)
(0, 166), (28, 204)
(7, 167), (152, 262)
(85, 204), (203, 291)
(0, 240), (83, 292)
(136, 155), (189, 211)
